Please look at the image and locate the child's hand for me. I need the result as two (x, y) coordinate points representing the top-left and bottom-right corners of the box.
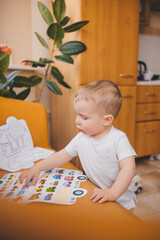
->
(89, 188), (117, 203)
(19, 165), (40, 186)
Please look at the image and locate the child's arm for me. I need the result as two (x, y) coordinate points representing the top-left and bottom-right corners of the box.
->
(19, 148), (73, 186)
(90, 156), (136, 203)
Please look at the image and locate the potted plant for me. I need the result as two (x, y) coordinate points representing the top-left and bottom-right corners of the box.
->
(0, 50), (42, 100)
(24, 0), (89, 101)
(0, 0), (89, 101)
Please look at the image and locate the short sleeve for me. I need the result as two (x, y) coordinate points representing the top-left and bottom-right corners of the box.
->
(116, 135), (136, 161)
(65, 133), (80, 157)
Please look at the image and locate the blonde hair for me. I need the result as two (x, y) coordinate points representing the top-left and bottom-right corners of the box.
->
(75, 80), (122, 119)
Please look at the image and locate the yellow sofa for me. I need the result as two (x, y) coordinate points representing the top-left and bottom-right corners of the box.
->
(0, 97), (159, 240)
(0, 96), (49, 149)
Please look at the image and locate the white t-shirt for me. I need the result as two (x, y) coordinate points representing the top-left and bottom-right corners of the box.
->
(65, 125), (136, 210)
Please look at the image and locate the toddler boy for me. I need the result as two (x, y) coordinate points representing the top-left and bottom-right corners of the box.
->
(20, 80), (136, 210)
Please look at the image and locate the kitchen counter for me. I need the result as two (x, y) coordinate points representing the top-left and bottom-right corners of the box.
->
(137, 80), (160, 85)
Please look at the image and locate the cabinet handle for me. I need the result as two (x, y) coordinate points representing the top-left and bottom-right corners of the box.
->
(120, 74), (134, 78)
(144, 111), (157, 115)
(144, 129), (156, 134)
(122, 95), (133, 99)
(145, 93), (157, 97)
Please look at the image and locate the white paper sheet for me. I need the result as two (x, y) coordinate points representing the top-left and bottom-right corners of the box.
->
(0, 117), (54, 172)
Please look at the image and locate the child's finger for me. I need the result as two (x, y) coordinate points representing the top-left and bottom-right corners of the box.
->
(26, 175), (32, 186)
(32, 175), (38, 185)
(98, 197), (106, 204)
(92, 194), (102, 202)
(19, 172), (27, 184)
(89, 191), (97, 200)
(89, 188), (100, 200)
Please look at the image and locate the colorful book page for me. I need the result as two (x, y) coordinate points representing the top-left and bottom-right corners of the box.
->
(0, 168), (87, 205)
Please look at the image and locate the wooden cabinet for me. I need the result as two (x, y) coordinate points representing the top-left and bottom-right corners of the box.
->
(80, 0), (139, 86)
(50, 0), (139, 167)
(137, 86), (160, 103)
(114, 86), (137, 148)
(136, 103), (160, 122)
(135, 85), (160, 157)
(135, 121), (160, 156)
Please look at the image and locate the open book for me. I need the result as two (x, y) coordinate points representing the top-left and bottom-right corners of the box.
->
(0, 168), (87, 205)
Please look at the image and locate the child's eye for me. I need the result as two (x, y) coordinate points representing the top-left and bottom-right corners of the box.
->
(82, 116), (88, 120)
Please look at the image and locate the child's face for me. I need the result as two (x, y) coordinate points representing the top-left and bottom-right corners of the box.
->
(74, 99), (111, 139)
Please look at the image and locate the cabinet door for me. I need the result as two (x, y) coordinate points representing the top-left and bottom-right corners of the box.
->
(114, 86), (137, 148)
(80, 0), (139, 86)
(137, 86), (160, 103)
(136, 103), (160, 122)
(115, 0), (139, 85)
(135, 121), (160, 157)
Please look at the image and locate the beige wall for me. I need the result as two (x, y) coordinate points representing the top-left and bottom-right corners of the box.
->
(0, 0), (49, 64)
(0, 0), (50, 109)
(0, 0), (32, 64)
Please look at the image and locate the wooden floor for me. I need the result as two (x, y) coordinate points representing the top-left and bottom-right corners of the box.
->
(133, 156), (160, 223)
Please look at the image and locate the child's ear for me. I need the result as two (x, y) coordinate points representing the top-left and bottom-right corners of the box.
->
(103, 114), (114, 126)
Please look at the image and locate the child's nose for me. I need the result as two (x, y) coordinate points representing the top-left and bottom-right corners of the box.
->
(75, 116), (81, 125)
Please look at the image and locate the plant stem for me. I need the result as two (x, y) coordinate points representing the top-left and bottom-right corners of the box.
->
(51, 41), (56, 59)
(37, 63), (50, 102)
(37, 41), (56, 102)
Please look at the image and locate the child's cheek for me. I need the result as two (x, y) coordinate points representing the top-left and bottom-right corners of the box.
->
(86, 124), (95, 133)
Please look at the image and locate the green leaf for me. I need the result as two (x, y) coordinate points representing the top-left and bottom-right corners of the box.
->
(46, 80), (62, 95)
(39, 58), (54, 64)
(29, 75), (42, 86)
(0, 89), (11, 97)
(8, 90), (17, 98)
(60, 79), (71, 89)
(22, 60), (46, 68)
(56, 40), (62, 48)
(0, 89), (17, 98)
(51, 66), (71, 88)
(64, 21), (89, 32)
(60, 16), (70, 26)
(35, 32), (49, 49)
(38, 1), (54, 25)
(6, 71), (20, 82)
(13, 75), (42, 87)
(54, 54), (73, 64)
(51, 66), (64, 82)
(0, 73), (5, 83)
(9, 79), (15, 91)
(16, 88), (31, 100)
(0, 70), (20, 89)
(0, 52), (10, 73)
(59, 41), (87, 55)
(47, 23), (64, 41)
(53, 0), (66, 23)
(12, 76), (28, 87)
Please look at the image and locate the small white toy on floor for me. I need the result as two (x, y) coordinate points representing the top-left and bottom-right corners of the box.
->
(149, 154), (160, 161)
(133, 174), (143, 194)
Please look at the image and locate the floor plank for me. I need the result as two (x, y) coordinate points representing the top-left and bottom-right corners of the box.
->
(134, 157), (160, 223)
